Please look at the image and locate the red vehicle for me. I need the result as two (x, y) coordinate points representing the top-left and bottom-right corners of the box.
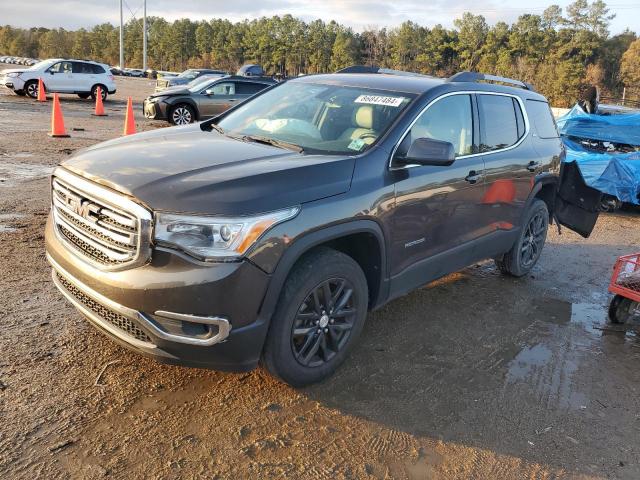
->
(608, 253), (640, 323)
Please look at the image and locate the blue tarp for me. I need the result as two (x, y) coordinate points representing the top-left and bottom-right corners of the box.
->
(557, 105), (640, 205)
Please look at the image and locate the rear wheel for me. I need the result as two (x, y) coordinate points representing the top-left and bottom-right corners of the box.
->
(170, 104), (196, 125)
(496, 199), (549, 277)
(24, 80), (38, 98)
(608, 295), (639, 324)
(90, 84), (107, 101)
(262, 248), (368, 386)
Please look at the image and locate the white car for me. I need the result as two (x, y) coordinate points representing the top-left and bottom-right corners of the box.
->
(0, 58), (116, 100)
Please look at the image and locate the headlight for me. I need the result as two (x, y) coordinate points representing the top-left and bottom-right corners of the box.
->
(6, 72), (21, 78)
(154, 207), (299, 260)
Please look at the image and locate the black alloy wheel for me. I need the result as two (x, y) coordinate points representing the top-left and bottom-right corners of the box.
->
(520, 209), (547, 269)
(291, 278), (358, 367)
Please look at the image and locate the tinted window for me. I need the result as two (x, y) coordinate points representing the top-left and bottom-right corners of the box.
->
(397, 94), (473, 158)
(526, 100), (559, 139)
(235, 82), (268, 95)
(478, 95), (521, 152)
(73, 62), (98, 74)
(514, 98), (525, 138)
(91, 64), (105, 74)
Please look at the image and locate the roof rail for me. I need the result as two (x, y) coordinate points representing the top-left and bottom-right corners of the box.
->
(336, 65), (434, 78)
(447, 72), (534, 91)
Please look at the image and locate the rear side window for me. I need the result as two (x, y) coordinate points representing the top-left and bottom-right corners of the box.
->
(91, 64), (105, 74)
(478, 94), (523, 152)
(236, 82), (268, 95)
(526, 100), (559, 138)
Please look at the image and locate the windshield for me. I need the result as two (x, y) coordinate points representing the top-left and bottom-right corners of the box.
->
(178, 69), (198, 79)
(188, 78), (216, 92)
(216, 81), (415, 155)
(29, 60), (54, 70)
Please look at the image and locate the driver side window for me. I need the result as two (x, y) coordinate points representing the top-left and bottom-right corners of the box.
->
(207, 82), (235, 96)
(48, 61), (72, 74)
(396, 94), (473, 160)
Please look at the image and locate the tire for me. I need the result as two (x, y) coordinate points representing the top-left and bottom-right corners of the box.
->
(24, 80), (38, 98)
(77, 93), (90, 99)
(496, 199), (549, 277)
(90, 84), (107, 101)
(169, 104), (196, 125)
(608, 295), (638, 324)
(262, 248), (368, 387)
(15, 89), (26, 96)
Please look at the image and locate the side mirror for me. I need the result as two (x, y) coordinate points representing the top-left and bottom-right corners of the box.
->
(400, 137), (456, 166)
(204, 89), (215, 96)
(49, 70), (54, 75)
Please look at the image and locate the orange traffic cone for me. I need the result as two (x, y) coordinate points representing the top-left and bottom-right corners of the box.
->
(123, 96), (136, 135)
(92, 86), (107, 116)
(49, 93), (69, 138)
(37, 78), (46, 102)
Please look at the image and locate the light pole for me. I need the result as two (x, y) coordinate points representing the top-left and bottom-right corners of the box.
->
(142, 0), (147, 71)
(119, 0), (124, 69)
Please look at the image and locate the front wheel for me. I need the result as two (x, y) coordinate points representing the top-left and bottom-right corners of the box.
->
(169, 104), (196, 125)
(24, 80), (38, 98)
(496, 199), (549, 277)
(262, 248), (368, 386)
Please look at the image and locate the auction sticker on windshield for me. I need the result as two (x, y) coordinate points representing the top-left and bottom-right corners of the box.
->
(355, 95), (405, 107)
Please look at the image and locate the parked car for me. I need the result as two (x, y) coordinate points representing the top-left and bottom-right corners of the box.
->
(45, 69), (600, 386)
(155, 68), (227, 92)
(0, 58), (116, 100)
(237, 64), (265, 77)
(124, 68), (145, 77)
(143, 75), (275, 125)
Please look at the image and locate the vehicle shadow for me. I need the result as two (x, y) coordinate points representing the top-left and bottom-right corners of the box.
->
(302, 242), (640, 477)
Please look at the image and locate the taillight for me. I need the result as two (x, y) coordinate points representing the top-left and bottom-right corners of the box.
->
(108, 75), (114, 81)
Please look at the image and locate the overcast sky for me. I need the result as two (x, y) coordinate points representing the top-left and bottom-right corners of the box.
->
(4, 0), (640, 34)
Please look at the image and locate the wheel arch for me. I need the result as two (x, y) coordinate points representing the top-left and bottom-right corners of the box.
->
(257, 220), (388, 328)
(523, 174), (559, 225)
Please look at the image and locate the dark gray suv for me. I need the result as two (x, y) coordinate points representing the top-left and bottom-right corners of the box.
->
(144, 75), (276, 125)
(45, 69), (600, 386)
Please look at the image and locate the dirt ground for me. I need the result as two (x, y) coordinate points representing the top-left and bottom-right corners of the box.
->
(1, 68), (639, 480)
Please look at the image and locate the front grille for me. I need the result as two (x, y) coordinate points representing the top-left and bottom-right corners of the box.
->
(56, 272), (152, 344)
(51, 175), (149, 269)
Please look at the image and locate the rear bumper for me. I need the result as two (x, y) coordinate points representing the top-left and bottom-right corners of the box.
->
(45, 214), (272, 371)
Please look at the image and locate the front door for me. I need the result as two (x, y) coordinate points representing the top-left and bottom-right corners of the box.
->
(389, 93), (487, 286)
(199, 81), (239, 117)
(46, 61), (74, 92)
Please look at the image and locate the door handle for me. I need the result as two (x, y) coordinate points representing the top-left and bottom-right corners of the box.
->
(527, 161), (540, 172)
(465, 170), (482, 184)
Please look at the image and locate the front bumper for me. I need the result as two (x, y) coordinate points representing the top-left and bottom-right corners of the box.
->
(45, 215), (272, 371)
(143, 99), (168, 120)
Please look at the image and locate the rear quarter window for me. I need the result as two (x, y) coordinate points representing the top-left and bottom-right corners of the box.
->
(92, 64), (106, 74)
(526, 100), (559, 139)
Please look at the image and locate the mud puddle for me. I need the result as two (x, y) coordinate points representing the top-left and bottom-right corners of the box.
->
(0, 161), (52, 187)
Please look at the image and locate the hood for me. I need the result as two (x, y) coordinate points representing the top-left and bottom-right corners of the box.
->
(150, 86), (190, 98)
(61, 125), (355, 216)
(167, 77), (190, 86)
(1, 68), (26, 75)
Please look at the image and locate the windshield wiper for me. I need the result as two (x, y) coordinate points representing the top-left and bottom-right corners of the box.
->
(241, 135), (304, 153)
(209, 123), (225, 135)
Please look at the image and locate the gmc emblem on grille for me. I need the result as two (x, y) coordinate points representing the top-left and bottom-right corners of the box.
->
(65, 193), (100, 223)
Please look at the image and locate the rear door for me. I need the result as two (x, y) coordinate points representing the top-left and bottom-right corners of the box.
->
(478, 93), (537, 231)
(525, 100), (601, 237)
(72, 62), (94, 91)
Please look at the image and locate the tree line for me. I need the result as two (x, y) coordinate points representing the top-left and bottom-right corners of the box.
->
(1, 0), (639, 106)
